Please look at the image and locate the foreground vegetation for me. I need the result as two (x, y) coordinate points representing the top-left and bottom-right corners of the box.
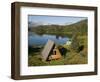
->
(28, 35), (87, 66)
(28, 19), (88, 66)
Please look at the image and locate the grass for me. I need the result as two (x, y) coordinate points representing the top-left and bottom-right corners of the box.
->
(28, 35), (88, 66)
(61, 35), (88, 65)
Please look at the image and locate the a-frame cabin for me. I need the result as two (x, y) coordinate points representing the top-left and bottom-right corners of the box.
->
(41, 40), (62, 61)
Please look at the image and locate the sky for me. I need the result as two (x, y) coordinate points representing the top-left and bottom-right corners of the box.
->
(28, 15), (87, 25)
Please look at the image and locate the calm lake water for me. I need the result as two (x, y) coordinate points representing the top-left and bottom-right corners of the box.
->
(28, 32), (69, 47)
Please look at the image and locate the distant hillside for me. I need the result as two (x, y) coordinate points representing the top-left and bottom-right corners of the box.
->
(64, 19), (88, 35)
(29, 19), (88, 36)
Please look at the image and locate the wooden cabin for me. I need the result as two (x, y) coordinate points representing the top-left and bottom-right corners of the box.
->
(41, 40), (62, 61)
(48, 46), (62, 60)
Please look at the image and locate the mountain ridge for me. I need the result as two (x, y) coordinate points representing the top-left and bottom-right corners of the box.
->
(28, 19), (88, 36)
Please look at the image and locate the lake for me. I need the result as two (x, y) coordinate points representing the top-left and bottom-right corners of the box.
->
(28, 32), (70, 47)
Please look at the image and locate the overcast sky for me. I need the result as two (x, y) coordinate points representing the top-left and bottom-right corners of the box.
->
(28, 15), (87, 25)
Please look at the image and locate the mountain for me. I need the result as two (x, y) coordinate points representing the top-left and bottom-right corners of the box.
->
(29, 19), (88, 36)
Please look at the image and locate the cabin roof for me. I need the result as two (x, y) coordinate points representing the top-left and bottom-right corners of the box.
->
(41, 40), (55, 61)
